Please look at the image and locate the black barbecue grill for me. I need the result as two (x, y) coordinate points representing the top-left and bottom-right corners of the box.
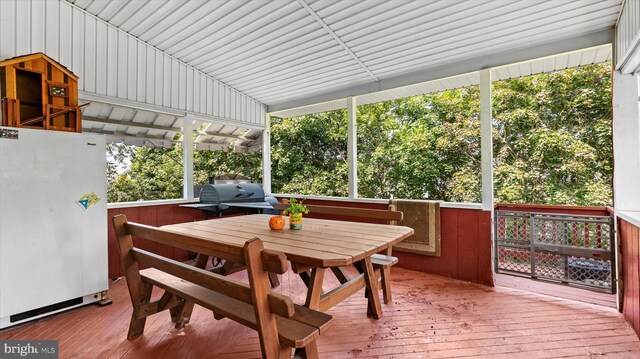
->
(181, 183), (277, 218)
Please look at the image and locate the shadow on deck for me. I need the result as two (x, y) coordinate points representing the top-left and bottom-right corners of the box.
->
(1, 268), (638, 358)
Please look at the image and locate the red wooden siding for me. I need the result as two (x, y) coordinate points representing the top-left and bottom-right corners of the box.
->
(620, 218), (640, 338)
(394, 208), (493, 286)
(106, 204), (204, 278)
(281, 198), (494, 286)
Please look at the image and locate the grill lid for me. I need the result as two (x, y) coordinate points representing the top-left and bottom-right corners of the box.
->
(200, 183), (265, 204)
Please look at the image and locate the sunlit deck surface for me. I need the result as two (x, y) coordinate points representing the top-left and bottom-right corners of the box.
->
(495, 273), (618, 309)
(1, 267), (638, 358)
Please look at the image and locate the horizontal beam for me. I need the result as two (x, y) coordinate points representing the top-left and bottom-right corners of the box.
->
(83, 116), (255, 141)
(617, 32), (640, 74)
(268, 29), (613, 112)
(80, 92), (265, 131)
(83, 128), (177, 144)
(84, 128), (248, 151)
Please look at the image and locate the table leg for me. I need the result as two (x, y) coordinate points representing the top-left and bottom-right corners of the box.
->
(176, 253), (209, 327)
(267, 272), (280, 288)
(361, 257), (382, 319)
(330, 267), (350, 284)
(299, 270), (311, 287)
(304, 267), (326, 310)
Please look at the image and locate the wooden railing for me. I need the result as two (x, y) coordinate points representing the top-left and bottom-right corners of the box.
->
(106, 200), (618, 289)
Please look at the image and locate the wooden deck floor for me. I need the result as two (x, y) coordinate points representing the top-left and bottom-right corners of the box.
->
(495, 273), (618, 308)
(1, 268), (639, 358)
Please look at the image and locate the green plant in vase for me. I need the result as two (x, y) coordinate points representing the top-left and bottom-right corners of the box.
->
(282, 198), (309, 230)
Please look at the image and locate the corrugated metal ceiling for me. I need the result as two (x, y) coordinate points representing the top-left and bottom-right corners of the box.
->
(271, 44), (613, 118)
(67, 0), (621, 111)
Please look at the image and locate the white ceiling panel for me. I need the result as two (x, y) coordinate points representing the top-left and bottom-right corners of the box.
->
(270, 45), (612, 118)
(65, 0), (621, 112)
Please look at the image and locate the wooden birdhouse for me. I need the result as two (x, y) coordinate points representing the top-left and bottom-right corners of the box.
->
(0, 53), (82, 132)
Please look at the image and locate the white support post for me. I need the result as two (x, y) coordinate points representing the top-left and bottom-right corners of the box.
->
(480, 69), (494, 211)
(182, 114), (195, 200)
(347, 97), (358, 199)
(613, 71), (640, 211)
(262, 114), (272, 195)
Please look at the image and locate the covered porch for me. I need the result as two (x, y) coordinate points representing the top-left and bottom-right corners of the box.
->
(1, 0), (640, 358)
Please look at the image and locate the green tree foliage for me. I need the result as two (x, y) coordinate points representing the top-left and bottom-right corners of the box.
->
(107, 143), (261, 203)
(107, 144), (183, 202)
(492, 64), (612, 205)
(271, 63), (612, 205)
(356, 88), (481, 202)
(271, 112), (349, 196)
(109, 63), (612, 206)
(194, 150), (262, 185)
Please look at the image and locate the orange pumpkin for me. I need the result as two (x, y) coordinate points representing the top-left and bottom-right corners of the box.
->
(269, 215), (285, 230)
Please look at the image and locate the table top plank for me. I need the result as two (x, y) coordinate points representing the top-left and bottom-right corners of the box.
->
(170, 221), (368, 260)
(184, 220), (386, 256)
(233, 215), (405, 243)
(234, 215), (413, 245)
(189, 217), (392, 251)
(161, 215), (414, 267)
(163, 225), (351, 267)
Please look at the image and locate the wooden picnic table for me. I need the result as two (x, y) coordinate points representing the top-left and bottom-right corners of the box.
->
(161, 214), (414, 318)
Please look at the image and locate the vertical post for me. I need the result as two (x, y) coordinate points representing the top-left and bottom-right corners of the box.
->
(262, 114), (272, 195)
(480, 68), (494, 210)
(182, 114), (194, 200)
(612, 70), (639, 311)
(480, 68), (495, 284)
(347, 97), (358, 199)
(612, 71), (640, 211)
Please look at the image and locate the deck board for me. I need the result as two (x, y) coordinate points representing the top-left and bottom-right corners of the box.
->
(1, 268), (637, 358)
(495, 273), (617, 308)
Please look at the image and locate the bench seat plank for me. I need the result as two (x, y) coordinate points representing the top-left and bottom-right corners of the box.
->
(141, 268), (332, 348)
(371, 254), (399, 267)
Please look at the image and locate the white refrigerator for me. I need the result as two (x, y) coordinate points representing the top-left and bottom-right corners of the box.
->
(0, 127), (108, 329)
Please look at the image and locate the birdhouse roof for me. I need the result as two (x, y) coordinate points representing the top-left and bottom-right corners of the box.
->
(0, 52), (78, 80)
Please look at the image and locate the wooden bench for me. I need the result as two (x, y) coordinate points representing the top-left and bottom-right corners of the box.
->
(112, 214), (333, 359)
(272, 202), (403, 304)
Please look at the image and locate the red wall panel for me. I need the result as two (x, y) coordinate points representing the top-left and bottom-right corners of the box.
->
(391, 208), (493, 286)
(620, 218), (640, 338)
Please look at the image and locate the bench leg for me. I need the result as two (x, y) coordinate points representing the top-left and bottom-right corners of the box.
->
(127, 282), (153, 339)
(279, 346), (293, 359)
(301, 340), (319, 359)
(169, 301), (185, 323)
(381, 266), (392, 304)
